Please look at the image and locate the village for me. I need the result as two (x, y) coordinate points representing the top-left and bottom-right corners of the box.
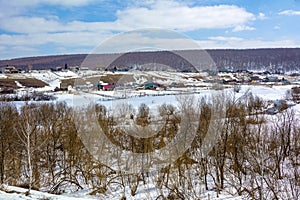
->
(0, 64), (299, 116)
(1, 64), (299, 93)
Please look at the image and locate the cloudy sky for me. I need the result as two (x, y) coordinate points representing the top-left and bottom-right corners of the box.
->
(0, 0), (300, 59)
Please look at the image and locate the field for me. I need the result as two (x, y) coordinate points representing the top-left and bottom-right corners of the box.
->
(0, 77), (48, 89)
(0, 69), (299, 200)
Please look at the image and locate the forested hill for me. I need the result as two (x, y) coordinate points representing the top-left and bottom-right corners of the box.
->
(1, 48), (300, 72)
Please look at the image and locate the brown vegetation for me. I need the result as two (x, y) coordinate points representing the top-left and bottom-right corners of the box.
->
(0, 92), (299, 199)
(1, 48), (300, 72)
(0, 78), (48, 88)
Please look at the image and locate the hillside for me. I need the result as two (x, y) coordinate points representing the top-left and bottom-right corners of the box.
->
(0, 48), (300, 72)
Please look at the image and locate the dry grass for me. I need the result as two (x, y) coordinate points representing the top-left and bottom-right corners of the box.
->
(0, 78), (48, 88)
(61, 78), (76, 86)
(61, 74), (135, 86)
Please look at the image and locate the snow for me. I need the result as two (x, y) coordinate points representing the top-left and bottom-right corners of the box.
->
(54, 70), (78, 78)
(0, 184), (244, 200)
(24, 71), (61, 90)
(0, 185), (98, 200)
(233, 85), (294, 101)
(56, 84), (296, 108)
(1, 70), (300, 199)
(294, 104), (300, 117)
(15, 81), (24, 88)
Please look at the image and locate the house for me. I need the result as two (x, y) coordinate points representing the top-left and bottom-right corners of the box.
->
(268, 76), (279, 82)
(4, 66), (21, 73)
(69, 66), (80, 72)
(144, 82), (160, 90)
(218, 68), (230, 73)
(80, 67), (89, 71)
(291, 87), (300, 103)
(206, 69), (218, 76)
(96, 82), (113, 91)
(50, 67), (63, 72)
(115, 66), (129, 72)
(103, 84), (112, 91)
(262, 76), (279, 82)
(60, 82), (68, 90)
(281, 78), (290, 84)
(249, 76), (262, 83)
(170, 82), (178, 87)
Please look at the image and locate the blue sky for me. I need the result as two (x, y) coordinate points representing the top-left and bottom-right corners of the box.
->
(0, 0), (300, 59)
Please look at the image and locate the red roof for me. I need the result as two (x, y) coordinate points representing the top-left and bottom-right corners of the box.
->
(103, 85), (111, 89)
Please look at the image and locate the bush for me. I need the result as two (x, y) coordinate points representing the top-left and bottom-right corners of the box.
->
(0, 92), (56, 101)
(291, 87), (300, 103)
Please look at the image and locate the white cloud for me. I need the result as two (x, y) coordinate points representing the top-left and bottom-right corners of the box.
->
(2, 0), (296, 59)
(257, 12), (266, 20)
(279, 10), (300, 16)
(0, 0), (97, 18)
(0, 17), (63, 33)
(94, 30), (202, 54)
(0, 0), (96, 8)
(0, 32), (110, 46)
(232, 25), (255, 32)
(208, 36), (243, 41)
(116, 2), (255, 31)
(274, 25), (280, 30)
(0, 16), (130, 34)
(0, 1), (256, 34)
(39, 0), (97, 6)
(0, 46), (40, 60)
(1, 33), (299, 60)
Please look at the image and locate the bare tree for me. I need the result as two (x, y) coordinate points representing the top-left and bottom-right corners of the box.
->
(16, 103), (39, 194)
(0, 103), (19, 184)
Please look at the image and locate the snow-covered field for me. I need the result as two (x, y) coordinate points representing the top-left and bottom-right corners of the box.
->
(0, 184), (244, 200)
(2, 70), (297, 108)
(0, 70), (299, 199)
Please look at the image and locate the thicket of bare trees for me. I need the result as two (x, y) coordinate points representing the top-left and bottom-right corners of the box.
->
(0, 92), (299, 199)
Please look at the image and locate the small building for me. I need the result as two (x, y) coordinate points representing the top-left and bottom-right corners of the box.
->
(263, 76), (279, 82)
(218, 68), (230, 73)
(96, 82), (113, 91)
(144, 82), (160, 90)
(69, 66), (80, 72)
(80, 67), (89, 71)
(103, 84), (112, 91)
(4, 66), (21, 73)
(291, 87), (300, 103)
(50, 67), (63, 72)
(249, 76), (262, 83)
(281, 78), (290, 84)
(206, 69), (218, 76)
(60, 82), (68, 90)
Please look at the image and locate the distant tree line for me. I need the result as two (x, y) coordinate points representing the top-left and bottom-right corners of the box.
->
(1, 48), (300, 72)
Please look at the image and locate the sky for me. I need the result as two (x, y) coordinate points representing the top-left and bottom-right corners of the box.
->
(0, 0), (300, 60)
